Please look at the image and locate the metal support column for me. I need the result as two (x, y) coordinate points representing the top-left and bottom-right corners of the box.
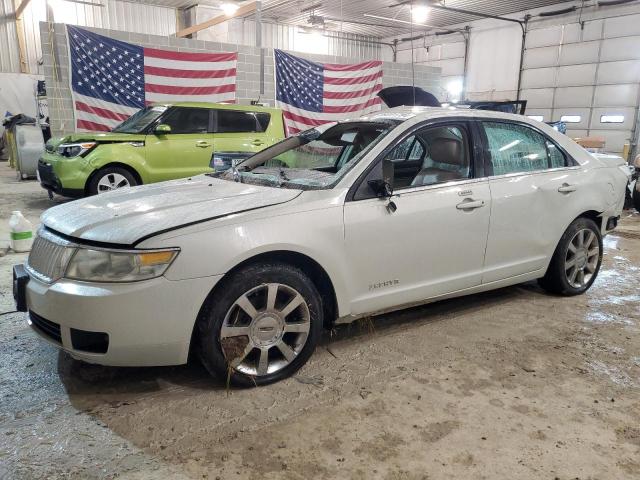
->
(256, 1), (264, 96)
(516, 16), (530, 101)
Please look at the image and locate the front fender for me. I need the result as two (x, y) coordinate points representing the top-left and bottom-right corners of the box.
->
(144, 204), (352, 317)
(86, 143), (148, 182)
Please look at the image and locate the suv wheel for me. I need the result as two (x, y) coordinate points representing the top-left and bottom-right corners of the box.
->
(88, 167), (137, 195)
(538, 217), (603, 296)
(197, 263), (323, 387)
(633, 184), (640, 213)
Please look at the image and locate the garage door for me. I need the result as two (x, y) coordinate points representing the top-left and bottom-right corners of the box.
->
(520, 15), (640, 154)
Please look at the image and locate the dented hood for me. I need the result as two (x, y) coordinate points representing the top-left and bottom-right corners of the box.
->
(47, 131), (146, 149)
(41, 176), (301, 245)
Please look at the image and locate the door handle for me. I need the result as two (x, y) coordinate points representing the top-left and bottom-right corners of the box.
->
(558, 183), (577, 193)
(251, 140), (265, 146)
(456, 199), (485, 210)
(196, 141), (211, 148)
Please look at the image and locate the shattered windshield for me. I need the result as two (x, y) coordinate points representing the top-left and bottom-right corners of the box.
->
(216, 121), (396, 189)
(111, 106), (167, 133)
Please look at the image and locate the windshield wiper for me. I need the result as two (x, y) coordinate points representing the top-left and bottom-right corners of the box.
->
(279, 167), (290, 182)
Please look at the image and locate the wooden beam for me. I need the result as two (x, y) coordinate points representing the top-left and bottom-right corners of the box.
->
(15, 0), (32, 18)
(176, 1), (257, 38)
(13, 0), (30, 73)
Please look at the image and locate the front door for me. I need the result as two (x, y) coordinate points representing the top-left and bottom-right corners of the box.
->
(144, 107), (214, 182)
(343, 122), (491, 316)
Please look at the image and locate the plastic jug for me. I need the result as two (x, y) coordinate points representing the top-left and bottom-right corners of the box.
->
(9, 211), (33, 252)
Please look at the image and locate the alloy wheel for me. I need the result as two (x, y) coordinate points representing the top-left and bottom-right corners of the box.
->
(564, 228), (600, 289)
(220, 283), (311, 377)
(96, 173), (130, 193)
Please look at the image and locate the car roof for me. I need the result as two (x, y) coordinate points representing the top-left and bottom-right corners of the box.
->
(359, 105), (534, 123)
(151, 102), (280, 113)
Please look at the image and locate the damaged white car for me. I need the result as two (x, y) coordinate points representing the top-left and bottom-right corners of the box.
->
(14, 107), (630, 386)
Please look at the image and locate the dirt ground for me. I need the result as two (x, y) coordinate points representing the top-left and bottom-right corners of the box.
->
(1, 164), (639, 480)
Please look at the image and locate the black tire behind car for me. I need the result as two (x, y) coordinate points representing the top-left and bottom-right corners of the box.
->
(538, 217), (603, 296)
(87, 166), (138, 195)
(633, 185), (640, 213)
(196, 262), (323, 387)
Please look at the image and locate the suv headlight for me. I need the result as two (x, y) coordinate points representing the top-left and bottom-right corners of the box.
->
(57, 142), (97, 158)
(65, 248), (179, 282)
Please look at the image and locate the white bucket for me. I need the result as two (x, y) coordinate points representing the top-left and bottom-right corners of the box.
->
(9, 210), (34, 253)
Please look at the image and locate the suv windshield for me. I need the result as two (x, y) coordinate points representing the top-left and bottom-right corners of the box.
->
(112, 106), (167, 133)
(218, 121), (396, 189)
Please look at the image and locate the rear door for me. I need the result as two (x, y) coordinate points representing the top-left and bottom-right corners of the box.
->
(144, 107), (214, 181)
(210, 110), (273, 171)
(479, 120), (582, 283)
(343, 121), (491, 316)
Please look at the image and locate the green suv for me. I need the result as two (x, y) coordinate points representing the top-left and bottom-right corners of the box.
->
(38, 102), (285, 197)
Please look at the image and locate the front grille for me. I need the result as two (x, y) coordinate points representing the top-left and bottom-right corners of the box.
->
(29, 311), (62, 344)
(26, 232), (73, 283)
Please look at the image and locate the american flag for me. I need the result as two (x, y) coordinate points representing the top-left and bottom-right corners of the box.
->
(67, 25), (237, 132)
(274, 49), (383, 134)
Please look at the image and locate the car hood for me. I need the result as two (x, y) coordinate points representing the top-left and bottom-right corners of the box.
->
(41, 176), (302, 245)
(47, 131), (146, 148)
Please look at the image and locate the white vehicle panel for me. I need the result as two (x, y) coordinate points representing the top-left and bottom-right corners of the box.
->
(344, 179), (491, 315)
(19, 106), (630, 369)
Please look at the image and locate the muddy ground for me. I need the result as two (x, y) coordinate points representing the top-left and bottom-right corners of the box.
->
(0, 165), (639, 480)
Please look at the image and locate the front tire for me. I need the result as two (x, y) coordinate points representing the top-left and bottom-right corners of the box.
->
(197, 263), (323, 387)
(538, 217), (603, 296)
(87, 166), (137, 195)
(633, 184), (640, 213)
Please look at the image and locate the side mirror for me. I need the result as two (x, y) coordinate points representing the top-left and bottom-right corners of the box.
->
(154, 124), (171, 135)
(368, 158), (395, 198)
(382, 158), (394, 196)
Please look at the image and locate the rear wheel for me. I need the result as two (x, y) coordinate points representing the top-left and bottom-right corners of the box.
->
(197, 263), (323, 387)
(88, 166), (137, 195)
(538, 217), (603, 296)
(633, 184), (640, 213)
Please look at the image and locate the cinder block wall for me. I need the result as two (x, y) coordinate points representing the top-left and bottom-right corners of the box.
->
(40, 22), (441, 137)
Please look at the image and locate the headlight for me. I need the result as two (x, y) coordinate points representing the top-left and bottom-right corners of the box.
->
(633, 154), (640, 169)
(65, 248), (179, 282)
(57, 142), (97, 158)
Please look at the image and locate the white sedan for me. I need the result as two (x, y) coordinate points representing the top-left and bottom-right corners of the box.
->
(14, 107), (630, 386)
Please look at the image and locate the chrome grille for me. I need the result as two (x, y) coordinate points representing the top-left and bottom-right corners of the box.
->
(26, 231), (74, 283)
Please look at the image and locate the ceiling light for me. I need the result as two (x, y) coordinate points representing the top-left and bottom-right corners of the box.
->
(220, 2), (239, 16)
(412, 5), (431, 23)
(446, 79), (463, 102)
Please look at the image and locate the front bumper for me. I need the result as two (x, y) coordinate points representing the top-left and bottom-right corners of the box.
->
(38, 159), (84, 198)
(24, 272), (220, 366)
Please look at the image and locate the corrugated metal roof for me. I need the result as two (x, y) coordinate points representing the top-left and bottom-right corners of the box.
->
(20, 0), (177, 74)
(256, 0), (577, 38)
(0, 0), (21, 72)
(131, 0), (218, 7)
